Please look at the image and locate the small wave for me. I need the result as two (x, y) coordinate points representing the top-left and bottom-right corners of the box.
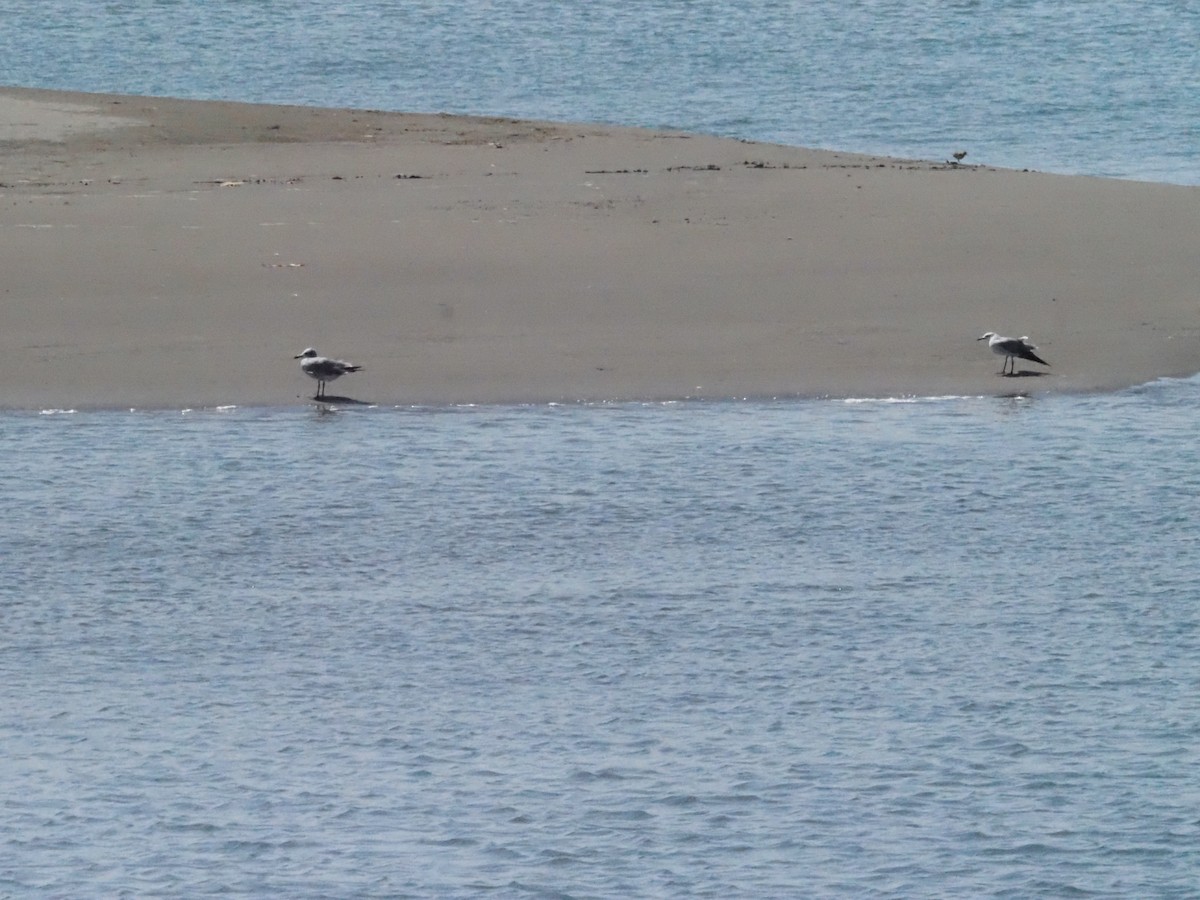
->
(841, 394), (983, 404)
(419, 836), (478, 848)
(38, 408), (77, 415)
(181, 405), (240, 414)
(569, 767), (629, 782)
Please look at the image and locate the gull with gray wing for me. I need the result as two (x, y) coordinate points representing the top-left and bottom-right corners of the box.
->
(977, 332), (1049, 375)
(294, 347), (363, 398)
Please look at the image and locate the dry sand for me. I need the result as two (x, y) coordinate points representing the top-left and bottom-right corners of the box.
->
(2, 85), (1198, 409)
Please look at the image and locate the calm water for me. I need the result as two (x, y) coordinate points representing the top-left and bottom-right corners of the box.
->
(1, 1), (1198, 183)
(3, 3), (1200, 895)
(4, 383), (1200, 897)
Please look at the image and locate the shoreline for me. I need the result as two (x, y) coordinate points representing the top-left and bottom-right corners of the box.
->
(3, 86), (1199, 410)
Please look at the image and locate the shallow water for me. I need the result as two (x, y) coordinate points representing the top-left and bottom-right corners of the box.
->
(4, 381), (1199, 896)
(2, 0), (1198, 183)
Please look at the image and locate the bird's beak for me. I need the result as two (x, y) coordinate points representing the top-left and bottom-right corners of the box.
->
(976, 336), (987, 341)
(293, 354), (303, 359)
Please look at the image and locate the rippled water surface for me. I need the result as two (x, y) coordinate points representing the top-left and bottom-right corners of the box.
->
(4, 384), (1199, 897)
(2, 0), (1198, 183)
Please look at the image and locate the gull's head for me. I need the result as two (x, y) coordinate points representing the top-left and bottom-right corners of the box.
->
(977, 332), (996, 342)
(294, 348), (318, 359)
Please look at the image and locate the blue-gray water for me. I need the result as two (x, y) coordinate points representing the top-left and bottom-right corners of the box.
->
(1, 0), (1198, 184)
(4, 3), (1200, 895)
(4, 384), (1200, 897)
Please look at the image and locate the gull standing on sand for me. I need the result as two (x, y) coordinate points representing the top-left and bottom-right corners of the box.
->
(977, 332), (1050, 375)
(294, 348), (363, 398)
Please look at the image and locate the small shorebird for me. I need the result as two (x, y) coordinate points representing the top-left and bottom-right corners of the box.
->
(294, 347), (363, 398)
(952, 150), (968, 163)
(977, 332), (1050, 375)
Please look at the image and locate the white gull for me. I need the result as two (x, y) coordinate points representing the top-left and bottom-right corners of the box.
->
(977, 332), (1049, 375)
(294, 347), (363, 398)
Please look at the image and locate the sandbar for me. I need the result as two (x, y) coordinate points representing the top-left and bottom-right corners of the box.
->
(2, 85), (1198, 409)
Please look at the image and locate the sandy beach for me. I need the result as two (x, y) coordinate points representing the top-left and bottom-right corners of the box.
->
(2, 85), (1198, 409)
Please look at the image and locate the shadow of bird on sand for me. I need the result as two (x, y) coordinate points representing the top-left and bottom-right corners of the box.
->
(1001, 370), (1052, 378)
(309, 394), (373, 405)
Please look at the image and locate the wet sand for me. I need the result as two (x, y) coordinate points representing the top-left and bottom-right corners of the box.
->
(2, 85), (1198, 408)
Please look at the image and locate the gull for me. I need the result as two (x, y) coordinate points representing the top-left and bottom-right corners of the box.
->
(294, 347), (363, 398)
(977, 332), (1049, 376)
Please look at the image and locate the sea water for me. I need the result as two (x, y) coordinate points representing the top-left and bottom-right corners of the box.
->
(3, 2), (1200, 896)
(3, 386), (1199, 897)
(1, 0), (1198, 184)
